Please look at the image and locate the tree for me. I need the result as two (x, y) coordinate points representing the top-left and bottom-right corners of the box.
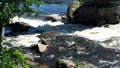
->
(0, 0), (43, 45)
(0, 0), (44, 67)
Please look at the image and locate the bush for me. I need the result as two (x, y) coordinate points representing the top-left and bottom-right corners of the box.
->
(78, 0), (84, 4)
(75, 61), (83, 68)
(0, 46), (30, 68)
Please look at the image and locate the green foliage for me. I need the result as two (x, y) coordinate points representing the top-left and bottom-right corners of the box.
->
(0, 47), (30, 68)
(0, 0), (44, 67)
(78, 0), (84, 4)
(75, 61), (83, 68)
(0, 0), (43, 25)
(78, 0), (84, 2)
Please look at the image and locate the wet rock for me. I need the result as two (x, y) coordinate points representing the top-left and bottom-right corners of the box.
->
(84, 0), (120, 6)
(61, 14), (67, 22)
(24, 54), (34, 61)
(72, 0), (120, 26)
(39, 39), (48, 45)
(31, 45), (40, 53)
(39, 63), (50, 68)
(6, 22), (31, 32)
(67, 1), (80, 23)
(47, 35), (99, 55)
(58, 47), (66, 52)
(56, 59), (76, 68)
(29, 61), (38, 66)
(76, 45), (90, 55)
(49, 55), (55, 59)
(37, 30), (58, 39)
(81, 61), (98, 68)
(44, 14), (62, 22)
(38, 43), (47, 53)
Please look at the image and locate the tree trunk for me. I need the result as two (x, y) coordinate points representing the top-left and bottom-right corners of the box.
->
(0, 23), (4, 46)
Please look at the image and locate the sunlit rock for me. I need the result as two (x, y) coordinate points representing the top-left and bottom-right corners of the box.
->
(67, 1), (80, 23)
(56, 59), (76, 68)
(44, 14), (62, 22)
(38, 43), (47, 53)
(6, 22), (31, 32)
(37, 30), (58, 39)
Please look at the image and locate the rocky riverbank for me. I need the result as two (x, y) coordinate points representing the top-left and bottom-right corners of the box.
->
(3, 16), (120, 68)
(3, 2), (120, 68)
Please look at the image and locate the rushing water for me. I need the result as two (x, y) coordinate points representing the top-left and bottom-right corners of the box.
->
(30, 3), (69, 68)
(6, 3), (119, 68)
(44, 0), (77, 3)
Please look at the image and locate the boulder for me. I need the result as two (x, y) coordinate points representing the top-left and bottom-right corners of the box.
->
(67, 1), (80, 23)
(84, 0), (120, 6)
(6, 22), (30, 32)
(44, 14), (62, 22)
(69, 0), (120, 26)
(38, 43), (47, 53)
(61, 13), (67, 21)
(37, 30), (58, 39)
(56, 59), (76, 68)
(58, 47), (66, 52)
(31, 43), (47, 54)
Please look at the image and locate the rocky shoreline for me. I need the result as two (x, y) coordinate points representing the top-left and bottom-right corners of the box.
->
(3, 17), (120, 68)
(3, 1), (120, 68)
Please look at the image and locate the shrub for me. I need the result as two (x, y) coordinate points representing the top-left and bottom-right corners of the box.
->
(0, 46), (30, 68)
(75, 61), (83, 68)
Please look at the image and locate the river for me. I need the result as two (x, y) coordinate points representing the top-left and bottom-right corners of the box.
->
(29, 0), (78, 18)
(44, 0), (77, 3)
(5, 1), (120, 68)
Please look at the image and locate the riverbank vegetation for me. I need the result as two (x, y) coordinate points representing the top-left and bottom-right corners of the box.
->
(0, 0), (43, 68)
(0, 47), (29, 68)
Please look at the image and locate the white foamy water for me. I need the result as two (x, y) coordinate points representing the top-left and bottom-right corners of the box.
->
(12, 16), (64, 27)
(7, 3), (120, 50)
(72, 27), (120, 41)
(12, 16), (120, 41)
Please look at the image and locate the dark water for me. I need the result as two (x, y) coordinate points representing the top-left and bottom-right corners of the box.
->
(25, 0), (77, 19)
(44, 0), (77, 3)
(30, 3), (69, 18)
